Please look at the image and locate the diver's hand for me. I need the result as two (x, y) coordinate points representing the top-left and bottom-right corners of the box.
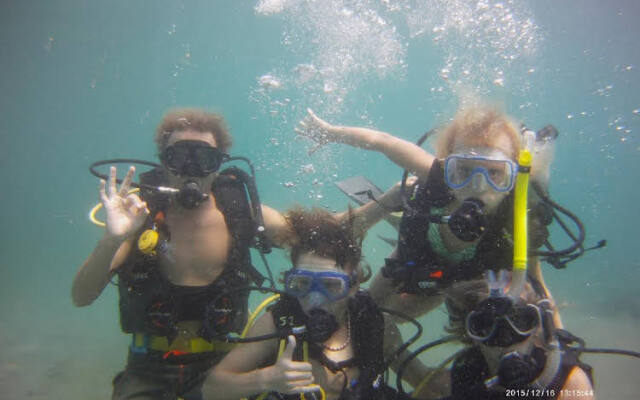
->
(99, 166), (149, 241)
(260, 335), (318, 395)
(295, 108), (342, 154)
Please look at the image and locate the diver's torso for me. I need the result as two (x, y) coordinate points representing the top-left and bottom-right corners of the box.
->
(158, 194), (231, 286)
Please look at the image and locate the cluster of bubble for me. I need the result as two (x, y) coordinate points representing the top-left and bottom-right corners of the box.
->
(250, 0), (543, 199)
(254, 0), (406, 115)
(400, 0), (541, 94)
(251, 0), (408, 195)
(254, 0), (541, 111)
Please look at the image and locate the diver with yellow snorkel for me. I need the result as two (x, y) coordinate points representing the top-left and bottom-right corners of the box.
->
(295, 104), (606, 322)
(394, 140), (596, 399)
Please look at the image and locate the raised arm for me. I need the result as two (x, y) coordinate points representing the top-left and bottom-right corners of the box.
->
(261, 204), (296, 249)
(262, 178), (412, 250)
(296, 108), (435, 179)
(71, 166), (148, 306)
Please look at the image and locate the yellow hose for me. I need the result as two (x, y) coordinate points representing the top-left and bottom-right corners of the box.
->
(241, 294), (280, 338)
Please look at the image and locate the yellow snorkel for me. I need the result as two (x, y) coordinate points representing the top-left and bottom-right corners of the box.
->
(508, 132), (534, 299)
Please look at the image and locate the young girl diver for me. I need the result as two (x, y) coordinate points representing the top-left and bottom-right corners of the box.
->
(441, 271), (594, 400)
(203, 207), (428, 400)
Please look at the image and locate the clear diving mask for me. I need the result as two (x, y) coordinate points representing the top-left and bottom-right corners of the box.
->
(444, 148), (517, 192)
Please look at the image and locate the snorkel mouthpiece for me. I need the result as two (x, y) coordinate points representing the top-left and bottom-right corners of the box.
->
(487, 269), (508, 297)
(177, 181), (209, 209)
(448, 198), (488, 242)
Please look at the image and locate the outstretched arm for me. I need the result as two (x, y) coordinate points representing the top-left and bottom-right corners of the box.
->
(262, 179), (413, 248)
(296, 109), (435, 179)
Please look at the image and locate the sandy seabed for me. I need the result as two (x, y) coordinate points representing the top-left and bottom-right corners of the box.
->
(1, 302), (638, 400)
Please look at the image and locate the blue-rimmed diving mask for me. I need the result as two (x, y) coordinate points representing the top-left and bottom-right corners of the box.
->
(444, 149), (517, 193)
(284, 268), (353, 305)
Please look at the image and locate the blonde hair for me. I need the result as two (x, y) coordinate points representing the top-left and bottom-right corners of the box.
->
(434, 106), (522, 161)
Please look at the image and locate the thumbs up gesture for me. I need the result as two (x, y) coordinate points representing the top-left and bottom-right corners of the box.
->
(261, 335), (318, 395)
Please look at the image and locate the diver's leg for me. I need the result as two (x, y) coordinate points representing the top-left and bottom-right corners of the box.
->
(112, 355), (177, 400)
(112, 368), (176, 400)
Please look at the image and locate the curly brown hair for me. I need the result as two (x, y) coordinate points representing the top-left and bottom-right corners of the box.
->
(154, 108), (233, 153)
(286, 206), (363, 275)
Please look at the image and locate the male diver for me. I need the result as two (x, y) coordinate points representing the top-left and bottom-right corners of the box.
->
(72, 109), (402, 400)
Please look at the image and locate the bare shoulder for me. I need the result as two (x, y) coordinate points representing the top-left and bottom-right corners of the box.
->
(557, 366), (595, 400)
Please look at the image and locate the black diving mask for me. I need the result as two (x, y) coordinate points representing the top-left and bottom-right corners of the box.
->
(465, 296), (541, 347)
(161, 140), (228, 177)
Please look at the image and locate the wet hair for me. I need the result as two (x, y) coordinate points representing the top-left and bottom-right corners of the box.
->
(286, 206), (367, 281)
(155, 108), (233, 153)
(443, 276), (546, 343)
(434, 105), (522, 161)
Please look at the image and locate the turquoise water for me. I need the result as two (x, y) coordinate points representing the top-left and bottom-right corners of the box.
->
(1, 0), (638, 398)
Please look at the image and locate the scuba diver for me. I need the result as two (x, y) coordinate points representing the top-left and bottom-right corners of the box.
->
(439, 271), (595, 400)
(203, 207), (431, 400)
(395, 271), (639, 400)
(71, 109), (403, 400)
(294, 105), (602, 323)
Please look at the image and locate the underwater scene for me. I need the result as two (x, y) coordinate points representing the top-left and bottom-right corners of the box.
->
(1, 0), (639, 399)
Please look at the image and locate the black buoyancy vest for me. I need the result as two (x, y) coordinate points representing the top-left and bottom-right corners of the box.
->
(117, 167), (264, 341)
(384, 160), (550, 294)
(270, 291), (388, 400)
(450, 346), (594, 400)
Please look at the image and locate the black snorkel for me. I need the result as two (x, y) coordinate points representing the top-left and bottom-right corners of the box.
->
(529, 180), (605, 269)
